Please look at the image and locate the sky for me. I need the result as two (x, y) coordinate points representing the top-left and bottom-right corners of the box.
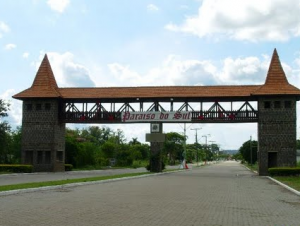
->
(1, 0), (300, 150)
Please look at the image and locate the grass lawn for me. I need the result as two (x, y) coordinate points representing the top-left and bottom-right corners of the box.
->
(244, 163), (258, 172)
(273, 176), (300, 192)
(0, 172), (152, 192)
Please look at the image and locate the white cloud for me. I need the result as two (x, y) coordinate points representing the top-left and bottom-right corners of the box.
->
(0, 21), (10, 38)
(105, 54), (271, 87)
(106, 55), (217, 87)
(5, 44), (16, 50)
(47, 0), (70, 13)
(217, 56), (269, 85)
(288, 57), (300, 87)
(295, 57), (300, 68)
(22, 52), (29, 58)
(35, 52), (95, 87)
(147, 4), (159, 12)
(166, 0), (300, 42)
(0, 89), (22, 127)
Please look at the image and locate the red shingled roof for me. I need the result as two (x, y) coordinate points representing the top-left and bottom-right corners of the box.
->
(13, 54), (60, 99)
(57, 86), (260, 99)
(252, 49), (300, 95)
(13, 50), (300, 100)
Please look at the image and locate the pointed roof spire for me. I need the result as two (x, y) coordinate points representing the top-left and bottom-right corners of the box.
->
(252, 49), (300, 96)
(31, 54), (58, 89)
(264, 48), (288, 85)
(13, 54), (61, 99)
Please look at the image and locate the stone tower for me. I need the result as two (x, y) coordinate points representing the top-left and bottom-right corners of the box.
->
(253, 49), (300, 175)
(13, 55), (65, 172)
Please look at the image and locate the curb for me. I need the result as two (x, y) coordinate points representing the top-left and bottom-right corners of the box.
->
(243, 165), (300, 196)
(266, 176), (300, 196)
(243, 165), (258, 174)
(0, 169), (185, 196)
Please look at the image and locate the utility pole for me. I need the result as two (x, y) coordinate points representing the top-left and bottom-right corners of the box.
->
(250, 135), (252, 166)
(209, 141), (217, 161)
(202, 134), (210, 164)
(191, 128), (202, 166)
(183, 123), (187, 163)
(202, 134), (210, 148)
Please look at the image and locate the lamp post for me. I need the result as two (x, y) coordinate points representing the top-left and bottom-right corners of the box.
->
(250, 135), (252, 166)
(209, 141), (217, 161)
(202, 134), (210, 149)
(183, 123), (187, 165)
(202, 134), (210, 163)
(191, 128), (202, 166)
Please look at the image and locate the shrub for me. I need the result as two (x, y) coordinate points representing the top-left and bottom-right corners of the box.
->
(0, 164), (33, 173)
(132, 160), (148, 169)
(65, 164), (73, 171)
(268, 167), (300, 176)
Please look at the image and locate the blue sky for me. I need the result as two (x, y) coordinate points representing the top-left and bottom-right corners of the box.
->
(1, 0), (300, 149)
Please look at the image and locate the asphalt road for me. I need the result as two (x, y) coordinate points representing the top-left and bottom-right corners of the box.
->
(1, 161), (300, 226)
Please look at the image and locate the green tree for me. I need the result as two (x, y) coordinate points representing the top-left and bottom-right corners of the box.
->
(9, 126), (22, 163)
(101, 141), (117, 159)
(81, 126), (112, 145)
(232, 152), (242, 161)
(75, 142), (98, 167)
(65, 127), (105, 168)
(163, 132), (185, 165)
(186, 143), (205, 163)
(0, 99), (11, 163)
(239, 140), (258, 164)
(115, 144), (134, 166)
(65, 135), (80, 167)
(128, 137), (141, 145)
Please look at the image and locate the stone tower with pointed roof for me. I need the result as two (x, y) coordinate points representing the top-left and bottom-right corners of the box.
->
(14, 55), (65, 172)
(254, 49), (298, 175)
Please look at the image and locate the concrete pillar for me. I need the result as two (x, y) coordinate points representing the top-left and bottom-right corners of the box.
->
(149, 123), (164, 172)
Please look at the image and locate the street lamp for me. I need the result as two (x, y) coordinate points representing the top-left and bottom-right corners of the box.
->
(250, 135), (252, 166)
(191, 128), (202, 166)
(209, 141), (217, 161)
(202, 134), (210, 148)
(202, 134), (210, 164)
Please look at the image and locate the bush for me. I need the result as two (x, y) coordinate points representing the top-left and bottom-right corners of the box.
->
(132, 160), (148, 169)
(268, 167), (300, 176)
(0, 164), (33, 173)
(65, 164), (73, 171)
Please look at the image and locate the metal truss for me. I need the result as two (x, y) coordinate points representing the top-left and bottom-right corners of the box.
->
(59, 100), (258, 123)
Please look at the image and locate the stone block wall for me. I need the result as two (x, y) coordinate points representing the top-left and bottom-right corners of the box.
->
(21, 99), (65, 172)
(258, 97), (297, 175)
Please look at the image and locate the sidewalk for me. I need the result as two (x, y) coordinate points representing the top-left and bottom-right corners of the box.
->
(0, 165), (180, 186)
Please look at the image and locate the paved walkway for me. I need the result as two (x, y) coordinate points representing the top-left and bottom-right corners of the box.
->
(0, 165), (185, 186)
(1, 161), (300, 226)
(0, 167), (149, 186)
